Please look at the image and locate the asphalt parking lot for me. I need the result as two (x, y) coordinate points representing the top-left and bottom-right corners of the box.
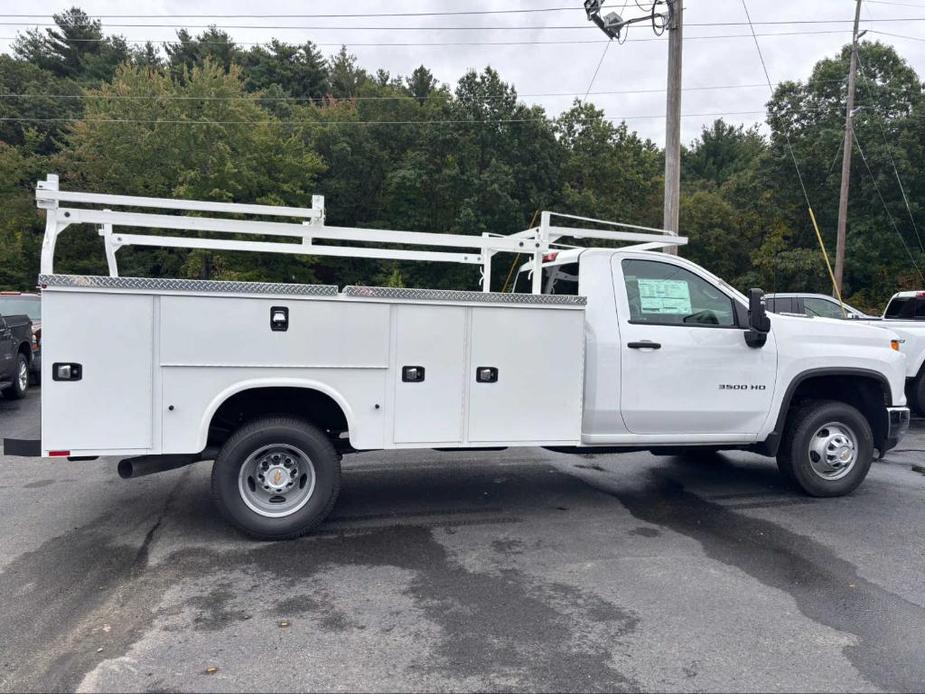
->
(2, 387), (925, 693)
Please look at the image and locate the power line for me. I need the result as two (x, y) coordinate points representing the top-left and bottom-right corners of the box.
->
(870, 28), (925, 40)
(4, 82), (824, 103)
(0, 5), (921, 19)
(862, 0), (925, 7)
(854, 44), (925, 253)
(0, 17), (922, 30)
(875, 114), (925, 253)
(0, 110), (771, 126)
(0, 83), (779, 102)
(0, 29), (854, 47)
(582, 41), (613, 103)
(0, 8), (580, 19)
(851, 123), (925, 281)
(740, 0), (844, 301)
(0, 97), (863, 118)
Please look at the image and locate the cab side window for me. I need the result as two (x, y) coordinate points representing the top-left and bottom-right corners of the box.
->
(622, 259), (736, 327)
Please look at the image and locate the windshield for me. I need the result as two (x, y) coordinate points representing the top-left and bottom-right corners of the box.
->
(884, 296), (925, 319)
(0, 297), (40, 320)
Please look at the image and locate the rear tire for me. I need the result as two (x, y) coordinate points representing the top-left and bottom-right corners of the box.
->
(776, 399), (873, 497)
(211, 416), (341, 540)
(1, 353), (29, 400)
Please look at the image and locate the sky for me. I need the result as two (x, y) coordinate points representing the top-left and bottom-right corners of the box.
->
(2, 0), (925, 146)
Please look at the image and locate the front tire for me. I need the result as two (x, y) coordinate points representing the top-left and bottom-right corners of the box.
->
(211, 417), (341, 540)
(909, 372), (925, 417)
(777, 400), (873, 497)
(1, 353), (29, 400)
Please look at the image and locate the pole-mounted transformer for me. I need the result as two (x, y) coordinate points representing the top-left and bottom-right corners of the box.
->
(583, 0), (672, 42)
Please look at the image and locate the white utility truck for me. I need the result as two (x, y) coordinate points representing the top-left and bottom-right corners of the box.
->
(3, 175), (911, 539)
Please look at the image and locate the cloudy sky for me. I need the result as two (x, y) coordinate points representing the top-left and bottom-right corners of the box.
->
(2, 0), (924, 145)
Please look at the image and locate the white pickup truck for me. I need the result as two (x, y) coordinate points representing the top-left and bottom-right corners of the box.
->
(3, 176), (911, 539)
(765, 292), (925, 415)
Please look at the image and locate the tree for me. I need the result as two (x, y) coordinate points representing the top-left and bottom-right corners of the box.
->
(0, 143), (47, 289)
(683, 120), (764, 188)
(0, 56), (83, 154)
(55, 62), (325, 280)
(407, 66), (438, 100)
(165, 28), (239, 81)
(240, 40), (328, 99)
(763, 41), (925, 302)
(556, 101), (661, 228)
(12, 8), (130, 83)
(328, 47), (368, 98)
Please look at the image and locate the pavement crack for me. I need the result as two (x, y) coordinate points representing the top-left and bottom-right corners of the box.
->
(131, 467), (190, 572)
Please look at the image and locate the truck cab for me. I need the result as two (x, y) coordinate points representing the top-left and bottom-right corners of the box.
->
(517, 248), (908, 457)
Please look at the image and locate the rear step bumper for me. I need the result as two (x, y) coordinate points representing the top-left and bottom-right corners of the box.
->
(2, 438), (41, 457)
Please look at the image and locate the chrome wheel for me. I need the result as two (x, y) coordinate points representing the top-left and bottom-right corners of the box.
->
(807, 421), (857, 481)
(237, 444), (316, 518)
(17, 358), (28, 391)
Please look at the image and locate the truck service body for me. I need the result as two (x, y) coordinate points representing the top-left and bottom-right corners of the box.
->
(4, 176), (911, 539)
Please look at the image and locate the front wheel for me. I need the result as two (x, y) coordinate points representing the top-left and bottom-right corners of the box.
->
(1, 353), (29, 400)
(211, 417), (341, 540)
(909, 372), (925, 417)
(777, 400), (873, 497)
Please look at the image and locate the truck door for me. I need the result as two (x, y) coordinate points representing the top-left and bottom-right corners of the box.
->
(615, 255), (777, 436)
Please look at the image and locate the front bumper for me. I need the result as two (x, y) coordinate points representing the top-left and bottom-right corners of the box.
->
(884, 406), (911, 452)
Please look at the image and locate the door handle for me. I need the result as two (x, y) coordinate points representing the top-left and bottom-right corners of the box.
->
(627, 341), (661, 350)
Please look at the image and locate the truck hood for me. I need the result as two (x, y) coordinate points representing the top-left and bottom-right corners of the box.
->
(853, 318), (925, 377)
(770, 312), (908, 405)
(772, 312), (901, 343)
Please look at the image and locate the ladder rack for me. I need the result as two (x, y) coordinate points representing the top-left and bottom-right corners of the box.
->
(36, 174), (687, 294)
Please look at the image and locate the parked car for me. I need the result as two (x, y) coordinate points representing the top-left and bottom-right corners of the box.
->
(764, 293), (869, 319)
(766, 292), (925, 414)
(0, 312), (33, 399)
(0, 292), (41, 383)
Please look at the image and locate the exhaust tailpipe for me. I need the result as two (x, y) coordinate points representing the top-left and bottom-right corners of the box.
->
(118, 454), (195, 479)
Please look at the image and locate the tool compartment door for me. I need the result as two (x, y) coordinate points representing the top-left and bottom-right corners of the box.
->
(392, 304), (466, 444)
(467, 306), (584, 443)
(42, 291), (154, 452)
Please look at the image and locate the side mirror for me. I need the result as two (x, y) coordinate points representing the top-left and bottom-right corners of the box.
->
(745, 288), (770, 348)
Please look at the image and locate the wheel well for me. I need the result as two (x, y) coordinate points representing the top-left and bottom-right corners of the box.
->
(207, 387), (349, 450)
(782, 374), (889, 450)
(17, 343), (31, 361)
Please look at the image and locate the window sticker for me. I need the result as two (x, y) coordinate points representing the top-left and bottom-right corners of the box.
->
(637, 278), (691, 314)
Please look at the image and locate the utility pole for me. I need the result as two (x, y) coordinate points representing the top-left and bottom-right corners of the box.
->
(584, 1), (683, 250)
(663, 0), (682, 255)
(834, 0), (863, 294)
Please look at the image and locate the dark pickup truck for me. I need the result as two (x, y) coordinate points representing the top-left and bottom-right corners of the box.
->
(0, 313), (33, 399)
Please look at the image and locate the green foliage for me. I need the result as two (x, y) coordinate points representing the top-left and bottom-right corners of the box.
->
(240, 40), (328, 100)
(12, 8), (130, 83)
(54, 62), (325, 280)
(1, 12), (924, 310)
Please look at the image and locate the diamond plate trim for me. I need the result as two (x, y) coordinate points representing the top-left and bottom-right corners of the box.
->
(343, 285), (586, 306)
(38, 274), (339, 296)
